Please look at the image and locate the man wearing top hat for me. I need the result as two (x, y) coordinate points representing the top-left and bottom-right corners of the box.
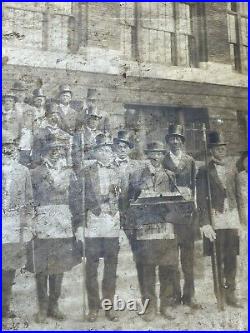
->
(84, 133), (122, 323)
(2, 131), (34, 318)
(162, 124), (199, 308)
(26, 130), (82, 323)
(128, 141), (179, 321)
(32, 88), (50, 131)
(196, 131), (243, 308)
(112, 130), (147, 300)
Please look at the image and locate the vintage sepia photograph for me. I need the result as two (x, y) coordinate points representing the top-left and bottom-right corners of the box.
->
(2, 2), (248, 331)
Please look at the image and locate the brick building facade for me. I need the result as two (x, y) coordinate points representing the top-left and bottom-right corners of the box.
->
(2, 2), (248, 158)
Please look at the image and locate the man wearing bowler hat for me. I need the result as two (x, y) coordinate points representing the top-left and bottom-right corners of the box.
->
(163, 124), (199, 309)
(83, 89), (103, 154)
(26, 130), (82, 323)
(197, 131), (243, 308)
(84, 133), (121, 322)
(129, 141), (179, 321)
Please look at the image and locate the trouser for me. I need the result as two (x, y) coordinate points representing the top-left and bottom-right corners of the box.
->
(215, 230), (238, 296)
(2, 270), (16, 315)
(175, 225), (195, 302)
(35, 273), (64, 311)
(141, 265), (177, 312)
(125, 231), (144, 297)
(85, 238), (119, 311)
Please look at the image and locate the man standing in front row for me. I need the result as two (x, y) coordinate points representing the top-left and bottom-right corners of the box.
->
(84, 133), (121, 323)
(163, 124), (199, 309)
(2, 133), (34, 318)
(197, 131), (243, 308)
(26, 130), (82, 323)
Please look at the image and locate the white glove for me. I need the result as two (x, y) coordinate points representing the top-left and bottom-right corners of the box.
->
(201, 225), (216, 242)
(75, 226), (84, 243)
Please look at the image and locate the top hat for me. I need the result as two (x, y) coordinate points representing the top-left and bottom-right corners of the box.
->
(165, 124), (185, 143)
(86, 88), (98, 101)
(11, 81), (27, 91)
(3, 92), (18, 103)
(207, 131), (227, 147)
(113, 130), (133, 149)
(33, 88), (46, 99)
(165, 124), (185, 142)
(93, 133), (113, 149)
(58, 84), (73, 96)
(85, 105), (102, 119)
(144, 141), (166, 153)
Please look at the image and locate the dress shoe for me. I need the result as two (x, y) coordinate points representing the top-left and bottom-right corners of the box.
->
(87, 310), (98, 322)
(226, 293), (244, 309)
(160, 307), (176, 320)
(48, 303), (66, 321)
(105, 309), (119, 322)
(182, 297), (202, 310)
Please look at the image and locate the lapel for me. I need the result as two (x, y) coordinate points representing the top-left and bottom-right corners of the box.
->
(164, 152), (189, 173)
(208, 160), (226, 193)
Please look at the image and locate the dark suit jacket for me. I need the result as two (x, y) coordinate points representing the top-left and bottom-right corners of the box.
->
(196, 159), (239, 227)
(162, 152), (196, 197)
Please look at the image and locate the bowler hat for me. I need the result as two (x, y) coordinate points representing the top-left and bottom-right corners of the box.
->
(11, 81), (27, 91)
(33, 88), (46, 99)
(113, 130), (133, 148)
(208, 131), (226, 147)
(144, 141), (166, 153)
(165, 124), (185, 142)
(93, 133), (113, 149)
(85, 105), (102, 119)
(86, 88), (98, 101)
(58, 84), (73, 96)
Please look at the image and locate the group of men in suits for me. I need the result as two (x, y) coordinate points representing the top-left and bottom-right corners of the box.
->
(2, 81), (244, 324)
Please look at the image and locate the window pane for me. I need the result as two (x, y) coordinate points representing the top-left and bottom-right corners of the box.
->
(177, 34), (189, 66)
(48, 14), (69, 51)
(4, 2), (46, 11)
(121, 25), (133, 57)
(3, 7), (43, 49)
(140, 28), (150, 62)
(227, 14), (237, 43)
(241, 17), (248, 46)
(178, 3), (191, 35)
(241, 45), (248, 72)
(141, 3), (152, 29)
(239, 2), (248, 16)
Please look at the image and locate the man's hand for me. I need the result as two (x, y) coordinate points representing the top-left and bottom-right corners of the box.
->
(200, 224), (216, 242)
(75, 226), (84, 243)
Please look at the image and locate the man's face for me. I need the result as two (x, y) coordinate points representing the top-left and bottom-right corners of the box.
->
(113, 142), (130, 160)
(94, 145), (113, 164)
(243, 156), (248, 172)
(168, 135), (184, 154)
(47, 147), (67, 167)
(14, 91), (26, 103)
(34, 97), (46, 108)
(4, 98), (15, 111)
(60, 92), (72, 106)
(211, 145), (227, 161)
(87, 116), (99, 130)
(147, 151), (163, 167)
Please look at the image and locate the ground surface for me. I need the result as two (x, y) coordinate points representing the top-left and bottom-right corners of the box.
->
(2, 231), (248, 331)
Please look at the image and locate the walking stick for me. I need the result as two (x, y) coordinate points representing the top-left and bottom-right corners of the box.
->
(202, 124), (224, 311)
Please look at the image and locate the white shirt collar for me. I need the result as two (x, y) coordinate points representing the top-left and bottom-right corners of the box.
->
(169, 151), (182, 167)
